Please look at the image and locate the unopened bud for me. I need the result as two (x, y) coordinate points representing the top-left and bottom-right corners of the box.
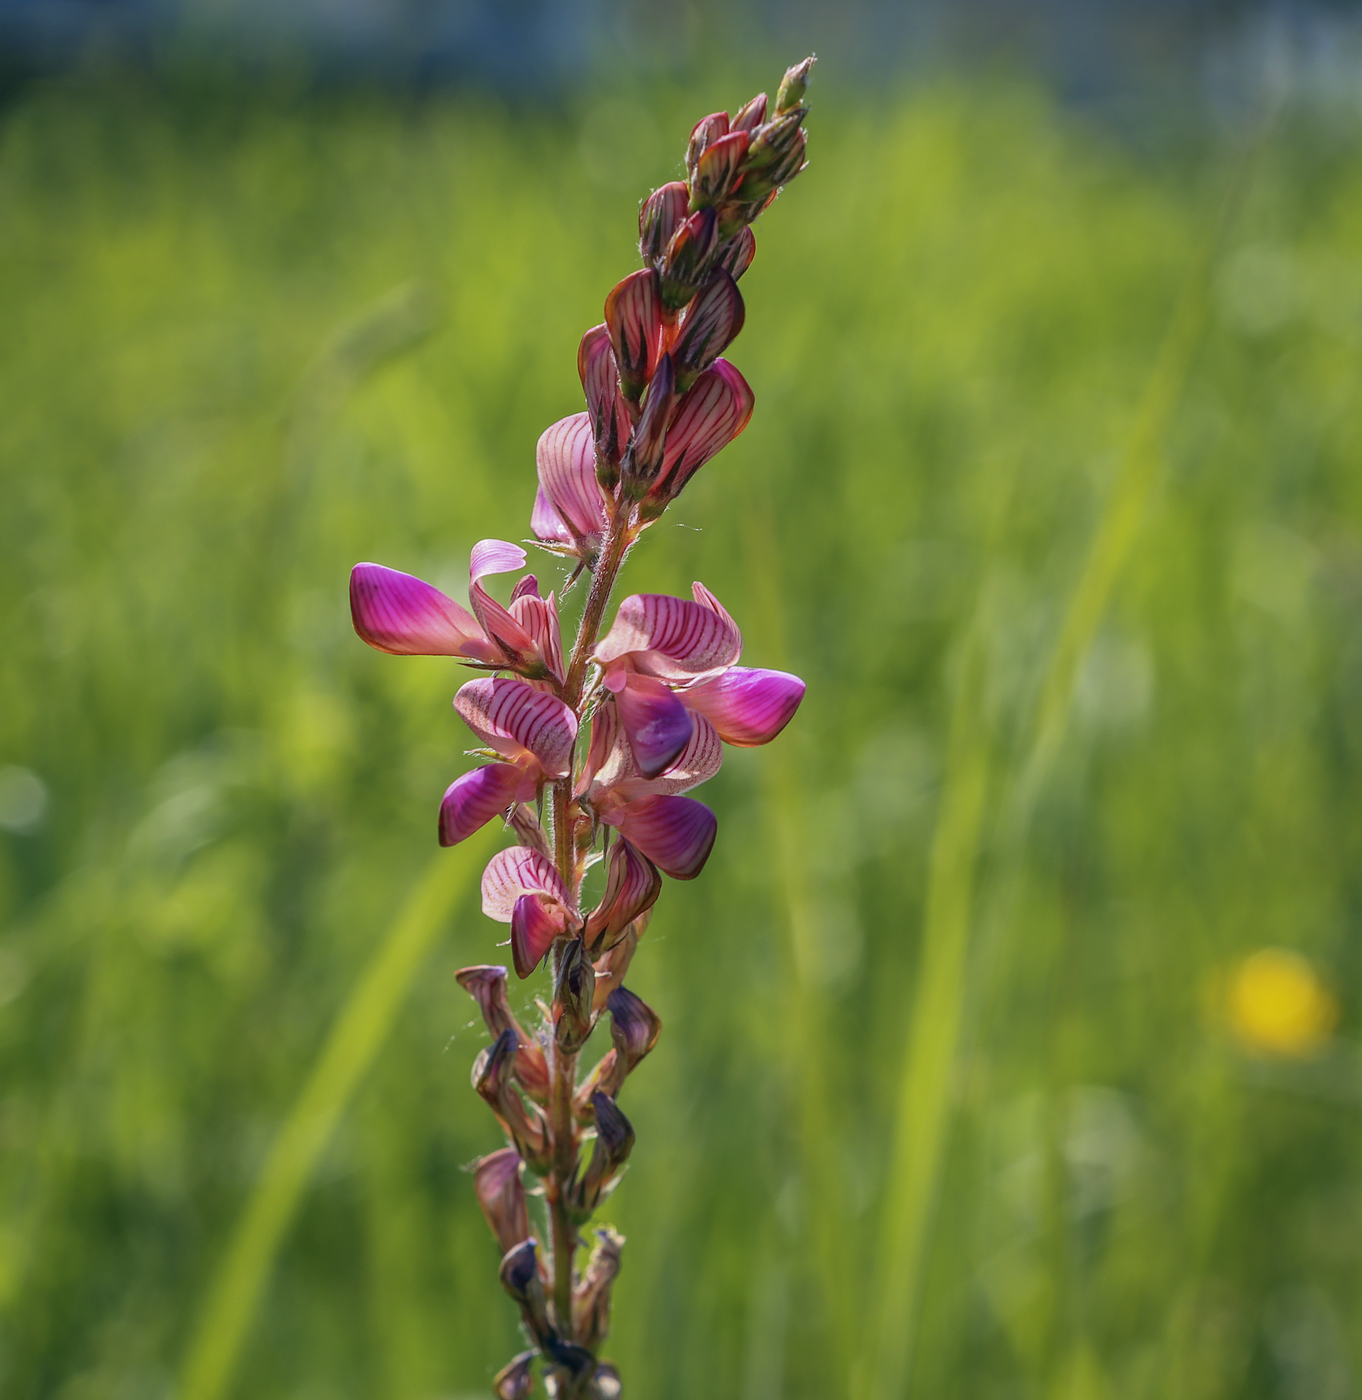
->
(714, 228), (756, 283)
(493, 1351), (537, 1400)
(737, 129), (808, 205)
(607, 986), (662, 1072)
(585, 838), (662, 953)
(731, 93), (768, 133)
(660, 208), (719, 310)
(588, 1362), (624, 1400)
(554, 937), (596, 1054)
(569, 1092), (635, 1218)
(574, 1226), (625, 1350)
(672, 271), (745, 392)
(775, 55), (815, 114)
(744, 106), (807, 173)
(690, 130), (748, 211)
(604, 268), (663, 403)
(499, 1238), (552, 1341)
(543, 1338), (598, 1389)
(578, 322), (627, 480)
(623, 353), (676, 488)
(639, 181), (689, 261)
(685, 111), (730, 178)
(473, 1148), (531, 1254)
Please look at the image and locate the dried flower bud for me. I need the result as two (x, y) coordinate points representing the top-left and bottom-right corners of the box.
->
(588, 1362), (624, 1400)
(554, 936), (596, 1054)
(591, 915), (647, 1013)
(569, 1093), (635, 1218)
(660, 208), (719, 310)
(731, 93), (768, 133)
(457, 966), (551, 1102)
(685, 111), (729, 178)
(493, 1351), (537, 1400)
(574, 1226), (625, 1350)
(775, 55), (815, 114)
(604, 268), (663, 403)
(672, 271), (745, 392)
(623, 352), (676, 488)
(473, 1028), (550, 1171)
(474, 1148), (531, 1255)
(639, 181), (689, 262)
(543, 1338), (599, 1390)
(499, 1238), (552, 1341)
(690, 130), (749, 211)
(714, 228), (756, 282)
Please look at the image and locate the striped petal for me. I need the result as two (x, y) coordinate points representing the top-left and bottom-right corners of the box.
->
(586, 839), (661, 948)
(454, 678), (577, 778)
(350, 563), (497, 661)
(604, 268), (664, 402)
(683, 667), (806, 747)
(611, 672), (693, 780)
(595, 592), (741, 681)
(469, 539), (537, 660)
(439, 763), (527, 847)
(672, 270), (745, 390)
(578, 323), (629, 468)
(611, 713), (723, 801)
(482, 846), (573, 921)
(609, 794), (717, 880)
(532, 412), (609, 547)
(511, 895), (568, 979)
(509, 590), (565, 684)
(654, 359), (755, 497)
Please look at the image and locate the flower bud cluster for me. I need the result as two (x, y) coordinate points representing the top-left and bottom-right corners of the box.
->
(347, 58), (814, 1399)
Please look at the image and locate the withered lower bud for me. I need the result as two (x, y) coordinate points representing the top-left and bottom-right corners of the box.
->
(607, 986), (662, 1073)
(775, 55), (815, 114)
(474, 1148), (532, 1255)
(731, 92), (768, 134)
(574, 1226), (625, 1351)
(660, 208), (719, 310)
(568, 1092), (635, 1219)
(685, 111), (730, 179)
(493, 1351), (537, 1400)
(639, 181), (689, 262)
(622, 354), (676, 489)
(591, 915), (647, 1013)
(474, 1028), (551, 1171)
(690, 130), (749, 211)
(457, 965), (550, 1103)
(588, 1362), (624, 1400)
(553, 937), (597, 1054)
(499, 1238), (552, 1342)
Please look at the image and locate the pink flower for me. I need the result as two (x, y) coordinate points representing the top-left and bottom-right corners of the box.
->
(440, 677), (578, 847)
(350, 541), (562, 681)
(530, 413), (611, 561)
(482, 847), (577, 978)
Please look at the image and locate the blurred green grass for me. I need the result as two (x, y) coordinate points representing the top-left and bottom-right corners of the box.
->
(2, 69), (1362, 1400)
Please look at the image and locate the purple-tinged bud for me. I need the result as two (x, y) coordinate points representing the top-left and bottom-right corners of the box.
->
(569, 1092), (635, 1218)
(493, 1351), (537, 1400)
(714, 228), (756, 283)
(474, 1148), (532, 1255)
(456, 965), (550, 1101)
(660, 208), (719, 310)
(585, 838), (661, 954)
(672, 271), (745, 392)
(639, 181), (689, 262)
(578, 323), (628, 482)
(604, 268), (664, 404)
(574, 1226), (624, 1350)
(731, 92), (768, 133)
(775, 55), (815, 114)
(473, 1028), (550, 1171)
(499, 1238), (553, 1342)
(623, 352), (676, 488)
(690, 130), (748, 211)
(685, 111), (729, 179)
(590, 913), (648, 1012)
(553, 936), (596, 1054)
(543, 1338), (598, 1389)
(607, 986), (661, 1073)
(744, 105), (807, 172)
(588, 1362), (624, 1400)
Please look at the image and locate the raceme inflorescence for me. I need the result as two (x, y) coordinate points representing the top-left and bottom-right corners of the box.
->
(348, 59), (814, 1399)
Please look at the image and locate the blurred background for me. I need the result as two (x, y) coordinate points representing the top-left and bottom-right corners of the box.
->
(3, 2), (1362, 1398)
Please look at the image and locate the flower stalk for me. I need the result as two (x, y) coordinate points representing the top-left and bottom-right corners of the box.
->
(348, 59), (815, 1398)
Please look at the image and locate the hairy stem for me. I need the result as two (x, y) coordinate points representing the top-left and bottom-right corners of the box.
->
(564, 505), (633, 708)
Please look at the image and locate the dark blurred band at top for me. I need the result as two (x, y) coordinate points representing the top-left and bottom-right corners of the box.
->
(2, 0), (1361, 121)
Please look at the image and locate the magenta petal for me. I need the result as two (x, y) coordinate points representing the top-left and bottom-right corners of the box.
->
(533, 413), (608, 545)
(586, 839), (661, 945)
(455, 678), (577, 778)
(349, 563), (497, 661)
(511, 894), (567, 979)
(439, 764), (525, 847)
(594, 593), (742, 680)
(615, 674), (694, 780)
(655, 359), (755, 495)
(612, 795), (717, 880)
(604, 268), (664, 400)
(509, 593), (565, 684)
(482, 847), (572, 921)
(613, 713), (723, 800)
(684, 667), (806, 747)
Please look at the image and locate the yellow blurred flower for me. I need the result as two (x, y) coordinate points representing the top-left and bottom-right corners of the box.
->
(1226, 948), (1338, 1058)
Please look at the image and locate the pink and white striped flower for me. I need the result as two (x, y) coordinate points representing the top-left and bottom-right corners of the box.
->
(440, 677), (578, 848)
(481, 846), (578, 978)
(530, 412), (611, 561)
(350, 540), (563, 681)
